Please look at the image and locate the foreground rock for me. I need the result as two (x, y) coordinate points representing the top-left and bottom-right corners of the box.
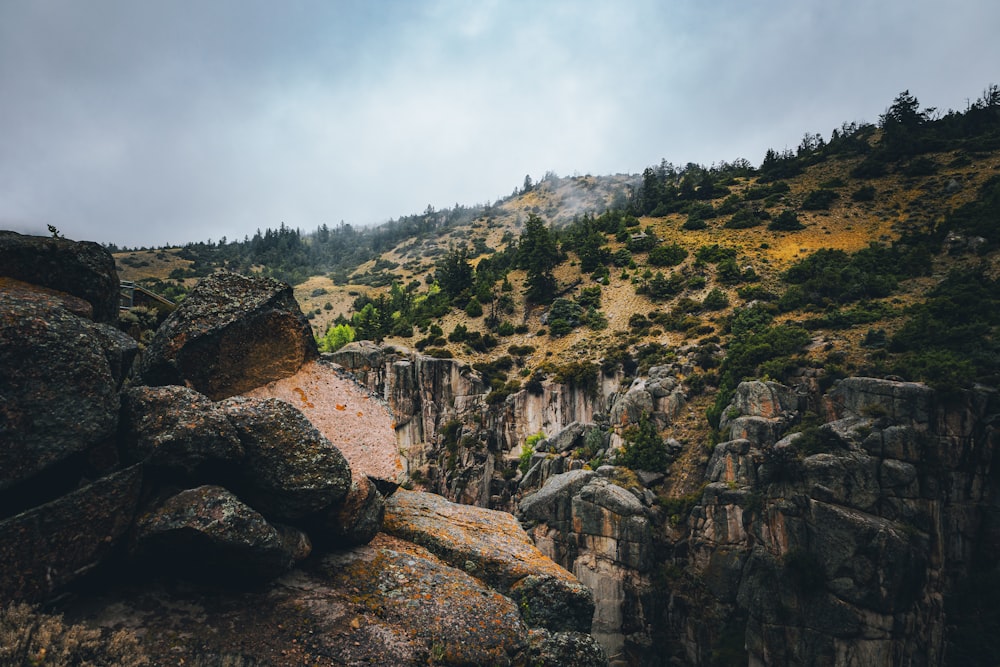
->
(384, 488), (596, 634)
(243, 359), (404, 489)
(121, 385), (244, 480)
(137, 271), (317, 399)
(63, 533), (605, 666)
(0, 291), (132, 493)
(131, 485), (311, 581)
(222, 396), (353, 522)
(0, 466), (142, 600)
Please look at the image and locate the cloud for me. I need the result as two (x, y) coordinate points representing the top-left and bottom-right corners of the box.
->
(1, 0), (999, 247)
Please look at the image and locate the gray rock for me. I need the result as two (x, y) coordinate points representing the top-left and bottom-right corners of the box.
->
(0, 231), (120, 323)
(519, 469), (597, 524)
(121, 385), (244, 478)
(137, 271), (317, 400)
(526, 628), (609, 667)
(322, 474), (385, 548)
(0, 291), (120, 491)
(384, 489), (595, 632)
(132, 485), (309, 581)
(0, 465), (142, 600)
(222, 396), (352, 522)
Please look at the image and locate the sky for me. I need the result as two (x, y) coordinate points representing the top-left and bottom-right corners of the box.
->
(1, 1), (999, 249)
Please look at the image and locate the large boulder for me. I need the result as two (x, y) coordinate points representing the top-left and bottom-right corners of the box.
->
(132, 485), (310, 581)
(0, 466), (142, 600)
(384, 488), (595, 633)
(121, 385), (244, 479)
(136, 271), (317, 399)
(0, 291), (124, 491)
(0, 231), (119, 323)
(221, 396), (352, 522)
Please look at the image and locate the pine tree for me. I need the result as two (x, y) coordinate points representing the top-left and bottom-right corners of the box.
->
(518, 214), (561, 304)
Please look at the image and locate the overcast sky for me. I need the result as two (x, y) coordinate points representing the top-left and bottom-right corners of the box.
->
(1, 1), (998, 248)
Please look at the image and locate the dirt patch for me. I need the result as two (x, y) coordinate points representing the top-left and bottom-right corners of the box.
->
(243, 360), (403, 484)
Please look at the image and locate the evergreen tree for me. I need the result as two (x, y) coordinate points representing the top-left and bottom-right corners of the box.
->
(518, 214), (561, 304)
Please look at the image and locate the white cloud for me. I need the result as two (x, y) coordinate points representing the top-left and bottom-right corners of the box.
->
(1, 0), (999, 247)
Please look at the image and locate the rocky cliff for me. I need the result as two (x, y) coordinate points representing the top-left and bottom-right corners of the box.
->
(516, 376), (999, 665)
(0, 235), (606, 666)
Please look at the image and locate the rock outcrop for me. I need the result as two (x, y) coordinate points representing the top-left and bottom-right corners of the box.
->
(518, 468), (660, 662)
(137, 271), (317, 399)
(0, 231), (120, 323)
(663, 378), (1000, 666)
(1, 240), (606, 666)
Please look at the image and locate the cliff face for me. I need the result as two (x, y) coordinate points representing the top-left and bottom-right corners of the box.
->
(511, 375), (999, 666)
(695, 377), (998, 667)
(327, 343), (601, 506)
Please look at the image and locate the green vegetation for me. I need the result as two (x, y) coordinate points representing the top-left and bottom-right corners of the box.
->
(619, 412), (669, 471)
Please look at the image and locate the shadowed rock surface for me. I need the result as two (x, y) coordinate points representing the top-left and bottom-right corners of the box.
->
(0, 290), (126, 492)
(0, 466), (142, 600)
(121, 385), (244, 480)
(0, 231), (119, 323)
(131, 485), (311, 581)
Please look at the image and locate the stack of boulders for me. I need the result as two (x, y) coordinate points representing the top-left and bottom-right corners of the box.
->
(0, 232), (607, 666)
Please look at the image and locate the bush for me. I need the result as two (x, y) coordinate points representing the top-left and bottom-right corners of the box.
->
(464, 296), (483, 317)
(648, 243), (689, 267)
(800, 188), (840, 210)
(851, 185), (877, 202)
(725, 208), (768, 229)
(769, 209), (804, 231)
(319, 323), (356, 352)
(619, 412), (669, 471)
(702, 288), (730, 311)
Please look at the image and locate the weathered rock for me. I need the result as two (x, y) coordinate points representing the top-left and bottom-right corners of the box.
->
(319, 534), (530, 665)
(518, 469), (597, 526)
(321, 474), (385, 548)
(719, 380), (800, 444)
(0, 231), (119, 323)
(121, 385), (243, 479)
(384, 488), (595, 632)
(65, 533), (538, 666)
(526, 629), (608, 667)
(132, 485), (309, 581)
(0, 466), (142, 600)
(0, 291), (120, 491)
(825, 376), (934, 426)
(221, 396), (352, 522)
(137, 271), (317, 399)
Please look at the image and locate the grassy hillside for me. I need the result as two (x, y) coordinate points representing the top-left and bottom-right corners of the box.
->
(116, 88), (1000, 448)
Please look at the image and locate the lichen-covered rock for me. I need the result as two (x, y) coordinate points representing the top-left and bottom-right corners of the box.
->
(132, 485), (309, 581)
(0, 291), (121, 491)
(0, 231), (119, 323)
(137, 271), (316, 399)
(221, 396), (352, 522)
(384, 488), (595, 633)
(0, 465), (142, 601)
(121, 385), (243, 479)
(65, 533), (538, 666)
(321, 474), (385, 548)
(526, 629), (608, 667)
(825, 376), (934, 426)
(319, 534), (529, 665)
